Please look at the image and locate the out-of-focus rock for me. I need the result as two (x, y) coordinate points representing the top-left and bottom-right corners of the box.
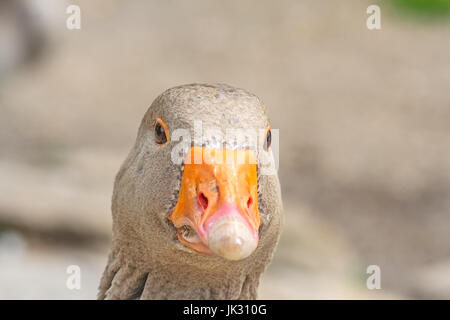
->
(0, 148), (120, 238)
(0, 0), (68, 76)
(406, 261), (450, 299)
(259, 202), (401, 299)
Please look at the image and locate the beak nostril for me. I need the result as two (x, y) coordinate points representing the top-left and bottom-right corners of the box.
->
(247, 196), (253, 209)
(198, 192), (209, 211)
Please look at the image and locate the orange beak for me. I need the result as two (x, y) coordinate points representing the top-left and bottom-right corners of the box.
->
(168, 146), (261, 260)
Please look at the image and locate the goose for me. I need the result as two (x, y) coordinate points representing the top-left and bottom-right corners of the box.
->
(98, 83), (283, 299)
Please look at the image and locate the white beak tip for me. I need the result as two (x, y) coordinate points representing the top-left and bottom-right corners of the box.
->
(207, 216), (258, 261)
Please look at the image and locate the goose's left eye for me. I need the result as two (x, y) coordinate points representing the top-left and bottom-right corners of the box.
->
(154, 119), (169, 145)
(263, 128), (272, 151)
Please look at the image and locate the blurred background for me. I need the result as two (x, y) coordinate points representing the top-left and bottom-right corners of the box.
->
(1, 0), (450, 299)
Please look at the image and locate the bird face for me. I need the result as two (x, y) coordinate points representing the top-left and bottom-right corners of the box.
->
(114, 84), (279, 266)
(103, 84), (282, 300)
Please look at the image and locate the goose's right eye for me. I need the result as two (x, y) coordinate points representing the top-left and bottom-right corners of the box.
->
(154, 118), (169, 145)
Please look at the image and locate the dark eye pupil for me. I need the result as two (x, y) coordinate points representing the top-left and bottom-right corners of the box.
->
(264, 130), (272, 151)
(155, 123), (167, 144)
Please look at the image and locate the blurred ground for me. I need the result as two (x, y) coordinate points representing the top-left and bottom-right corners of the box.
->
(0, 0), (449, 299)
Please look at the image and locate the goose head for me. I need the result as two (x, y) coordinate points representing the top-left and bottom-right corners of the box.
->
(99, 83), (283, 299)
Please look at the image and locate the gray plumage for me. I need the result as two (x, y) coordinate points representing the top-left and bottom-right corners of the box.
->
(98, 83), (283, 299)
